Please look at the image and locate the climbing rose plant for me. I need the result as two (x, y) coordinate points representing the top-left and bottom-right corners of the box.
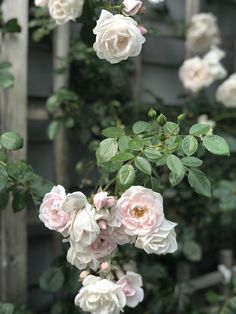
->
(34, 2), (232, 313)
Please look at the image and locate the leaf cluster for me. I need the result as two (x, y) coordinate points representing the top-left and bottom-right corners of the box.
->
(96, 111), (230, 197)
(0, 132), (52, 212)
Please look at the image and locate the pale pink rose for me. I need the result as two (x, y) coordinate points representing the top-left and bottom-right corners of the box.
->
(68, 231), (117, 271)
(122, 0), (143, 16)
(39, 185), (70, 236)
(115, 186), (164, 236)
(135, 219), (177, 255)
(117, 271), (144, 307)
(35, 0), (49, 7)
(93, 191), (117, 210)
(87, 230), (117, 260)
(67, 241), (100, 271)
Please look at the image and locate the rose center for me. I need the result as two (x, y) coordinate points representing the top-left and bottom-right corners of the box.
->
(130, 206), (148, 219)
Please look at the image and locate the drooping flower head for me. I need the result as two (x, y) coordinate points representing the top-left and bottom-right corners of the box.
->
(93, 10), (145, 64)
(75, 275), (126, 314)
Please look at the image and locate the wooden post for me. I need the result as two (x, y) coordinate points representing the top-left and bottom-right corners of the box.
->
(52, 24), (70, 187)
(0, 0), (28, 304)
(185, 0), (201, 25)
(52, 24), (70, 256)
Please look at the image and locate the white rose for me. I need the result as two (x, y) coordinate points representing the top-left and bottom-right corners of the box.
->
(186, 13), (221, 55)
(48, 0), (84, 25)
(67, 230), (117, 271)
(62, 191), (87, 212)
(122, 0), (143, 16)
(93, 10), (145, 64)
(117, 272), (144, 308)
(69, 205), (100, 246)
(179, 49), (226, 93)
(75, 275), (126, 314)
(179, 57), (213, 93)
(67, 241), (100, 271)
(135, 219), (177, 255)
(203, 47), (227, 80)
(35, 0), (49, 7)
(216, 74), (236, 108)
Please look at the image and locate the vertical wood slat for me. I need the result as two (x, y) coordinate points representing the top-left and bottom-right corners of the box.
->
(52, 24), (70, 256)
(0, 0), (28, 304)
(185, 0), (201, 24)
(52, 24), (70, 188)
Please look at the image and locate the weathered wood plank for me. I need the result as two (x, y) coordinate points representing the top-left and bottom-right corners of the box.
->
(0, 0), (28, 304)
(52, 24), (70, 187)
(52, 24), (70, 256)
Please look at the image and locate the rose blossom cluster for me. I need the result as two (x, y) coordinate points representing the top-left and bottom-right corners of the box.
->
(34, 0), (146, 64)
(39, 185), (177, 313)
(179, 46), (227, 93)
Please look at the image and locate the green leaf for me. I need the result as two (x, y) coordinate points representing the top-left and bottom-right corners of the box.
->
(7, 161), (30, 181)
(117, 164), (135, 188)
(47, 121), (62, 140)
(182, 241), (202, 262)
(0, 166), (8, 192)
(128, 138), (144, 151)
(0, 132), (23, 150)
(163, 122), (180, 136)
(169, 168), (186, 187)
(190, 123), (210, 136)
(188, 169), (211, 197)
(112, 152), (134, 162)
(3, 18), (21, 33)
(167, 154), (184, 176)
(182, 135), (198, 156)
(144, 147), (162, 160)
(98, 138), (118, 163)
(102, 127), (125, 138)
(134, 157), (152, 175)
(182, 157), (203, 167)
(39, 267), (64, 294)
(156, 156), (167, 167)
(203, 135), (230, 156)
(12, 188), (28, 212)
(118, 135), (131, 152)
(165, 136), (180, 151)
(0, 70), (14, 89)
(101, 161), (123, 173)
(132, 121), (149, 134)
(46, 95), (60, 112)
(28, 174), (53, 203)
